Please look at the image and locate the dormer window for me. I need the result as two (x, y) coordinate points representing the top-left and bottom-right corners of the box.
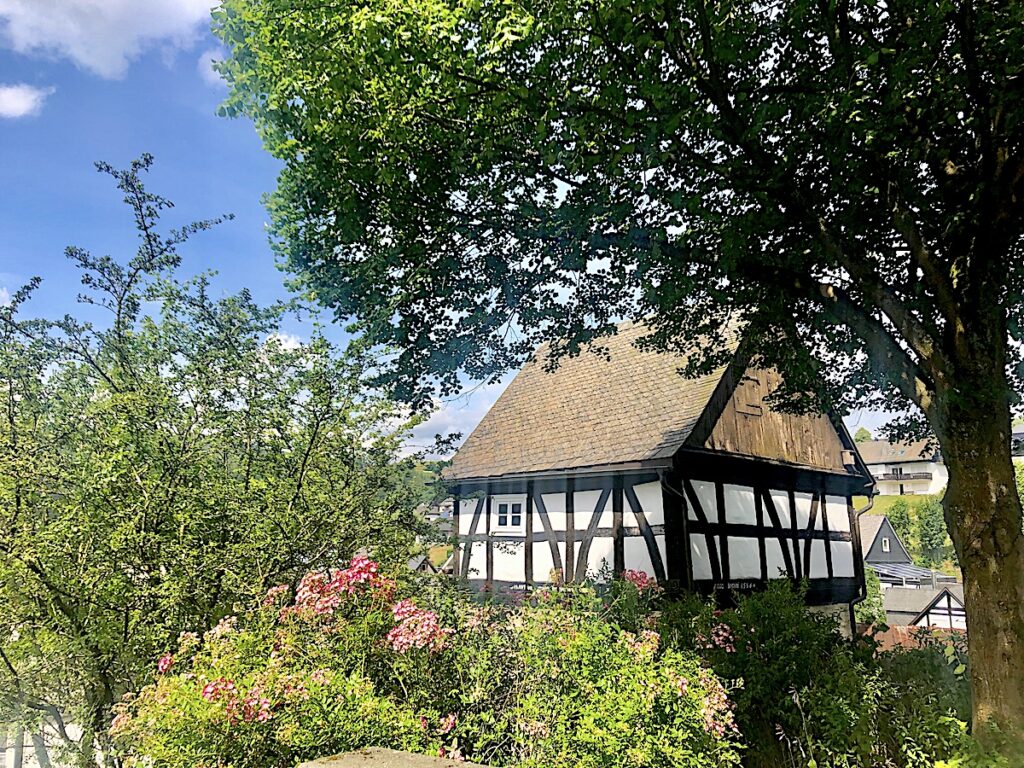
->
(882, 537), (891, 553)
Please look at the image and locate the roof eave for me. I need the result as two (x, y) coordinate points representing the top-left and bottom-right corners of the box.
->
(443, 457), (674, 487)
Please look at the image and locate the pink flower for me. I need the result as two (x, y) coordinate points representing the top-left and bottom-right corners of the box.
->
(622, 569), (660, 591)
(284, 557), (395, 618)
(697, 623), (736, 653)
(438, 747), (465, 762)
(262, 584), (290, 607)
(438, 713), (458, 734)
(200, 677), (235, 702)
(675, 676), (689, 696)
(699, 672), (738, 738)
(156, 653), (174, 674)
(386, 605), (452, 653)
(392, 599), (420, 621)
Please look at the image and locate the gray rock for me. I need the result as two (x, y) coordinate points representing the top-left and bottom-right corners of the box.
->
(298, 747), (491, 768)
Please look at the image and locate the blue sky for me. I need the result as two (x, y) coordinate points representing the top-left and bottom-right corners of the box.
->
(0, 0), (503, 447)
(0, 1), (890, 446)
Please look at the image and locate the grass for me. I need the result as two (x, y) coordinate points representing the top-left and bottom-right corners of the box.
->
(853, 493), (942, 515)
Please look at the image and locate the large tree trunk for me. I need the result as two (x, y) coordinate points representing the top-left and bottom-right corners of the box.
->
(940, 398), (1024, 743)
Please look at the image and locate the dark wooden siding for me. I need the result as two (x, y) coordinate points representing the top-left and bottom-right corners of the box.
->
(865, 518), (914, 565)
(704, 368), (848, 472)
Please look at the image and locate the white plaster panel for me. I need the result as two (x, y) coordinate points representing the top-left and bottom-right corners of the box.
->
(492, 542), (524, 582)
(540, 493), (567, 531)
(573, 490), (606, 531)
(794, 492), (815, 529)
(831, 541), (855, 578)
(532, 542), (566, 584)
(632, 481), (665, 526)
(689, 479), (719, 522)
(624, 536), (654, 577)
(825, 496), (851, 532)
(723, 484), (757, 525)
(459, 498), (483, 535)
(765, 538), (790, 579)
(769, 489), (792, 526)
(585, 536), (615, 581)
(465, 542), (487, 579)
(690, 535), (716, 581)
(728, 537), (761, 579)
(808, 540), (828, 579)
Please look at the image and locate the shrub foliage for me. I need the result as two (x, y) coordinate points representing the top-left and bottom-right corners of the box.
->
(113, 561), (987, 768)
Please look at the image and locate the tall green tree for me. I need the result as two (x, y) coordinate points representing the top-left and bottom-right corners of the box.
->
(853, 427), (873, 444)
(215, 0), (1024, 738)
(887, 498), (913, 545)
(0, 157), (422, 766)
(915, 497), (954, 569)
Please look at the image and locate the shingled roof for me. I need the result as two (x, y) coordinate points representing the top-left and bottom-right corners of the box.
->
(858, 439), (940, 465)
(858, 515), (886, 558)
(445, 321), (734, 481)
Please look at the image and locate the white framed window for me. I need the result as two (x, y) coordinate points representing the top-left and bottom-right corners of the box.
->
(493, 496), (525, 532)
(881, 537), (891, 553)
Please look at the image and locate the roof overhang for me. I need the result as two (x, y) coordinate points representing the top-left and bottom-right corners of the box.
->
(444, 457), (673, 488)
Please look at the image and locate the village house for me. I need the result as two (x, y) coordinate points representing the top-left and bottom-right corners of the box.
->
(443, 322), (876, 628)
(857, 439), (948, 496)
(883, 585), (967, 630)
(857, 514), (958, 590)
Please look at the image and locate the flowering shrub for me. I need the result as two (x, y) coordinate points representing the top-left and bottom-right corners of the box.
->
(660, 582), (973, 768)
(112, 559), (740, 768)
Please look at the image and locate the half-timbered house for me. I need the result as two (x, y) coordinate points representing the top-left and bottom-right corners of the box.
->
(443, 321), (875, 619)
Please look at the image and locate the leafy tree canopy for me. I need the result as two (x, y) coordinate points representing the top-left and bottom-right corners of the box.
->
(215, 0), (1024, 425)
(0, 157), (424, 766)
(854, 427), (873, 443)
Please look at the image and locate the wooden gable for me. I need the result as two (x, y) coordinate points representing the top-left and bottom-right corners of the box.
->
(702, 368), (850, 472)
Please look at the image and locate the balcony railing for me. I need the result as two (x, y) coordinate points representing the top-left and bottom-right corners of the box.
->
(877, 472), (932, 481)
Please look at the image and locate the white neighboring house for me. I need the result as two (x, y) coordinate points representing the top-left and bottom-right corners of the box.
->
(1013, 425), (1024, 465)
(884, 585), (967, 630)
(857, 439), (948, 496)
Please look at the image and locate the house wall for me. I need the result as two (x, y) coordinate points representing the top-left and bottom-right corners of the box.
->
(866, 460), (948, 496)
(913, 593), (967, 631)
(864, 518), (913, 565)
(455, 477), (667, 585)
(453, 462), (863, 607)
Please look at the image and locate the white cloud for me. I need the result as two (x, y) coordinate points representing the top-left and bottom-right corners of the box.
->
(0, 83), (53, 118)
(267, 332), (303, 351)
(0, 287), (10, 306)
(197, 46), (226, 88)
(0, 0), (217, 79)
(404, 378), (513, 458)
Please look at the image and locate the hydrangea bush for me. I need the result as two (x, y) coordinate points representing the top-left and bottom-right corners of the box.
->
(112, 558), (741, 768)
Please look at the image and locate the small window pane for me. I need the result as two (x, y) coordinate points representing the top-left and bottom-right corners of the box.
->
(512, 503), (522, 514)
(498, 503), (508, 514)
(511, 514), (521, 526)
(498, 514), (508, 526)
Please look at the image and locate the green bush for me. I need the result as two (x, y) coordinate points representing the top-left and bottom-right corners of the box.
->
(115, 561), (993, 768)
(112, 558), (741, 768)
(659, 582), (973, 768)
